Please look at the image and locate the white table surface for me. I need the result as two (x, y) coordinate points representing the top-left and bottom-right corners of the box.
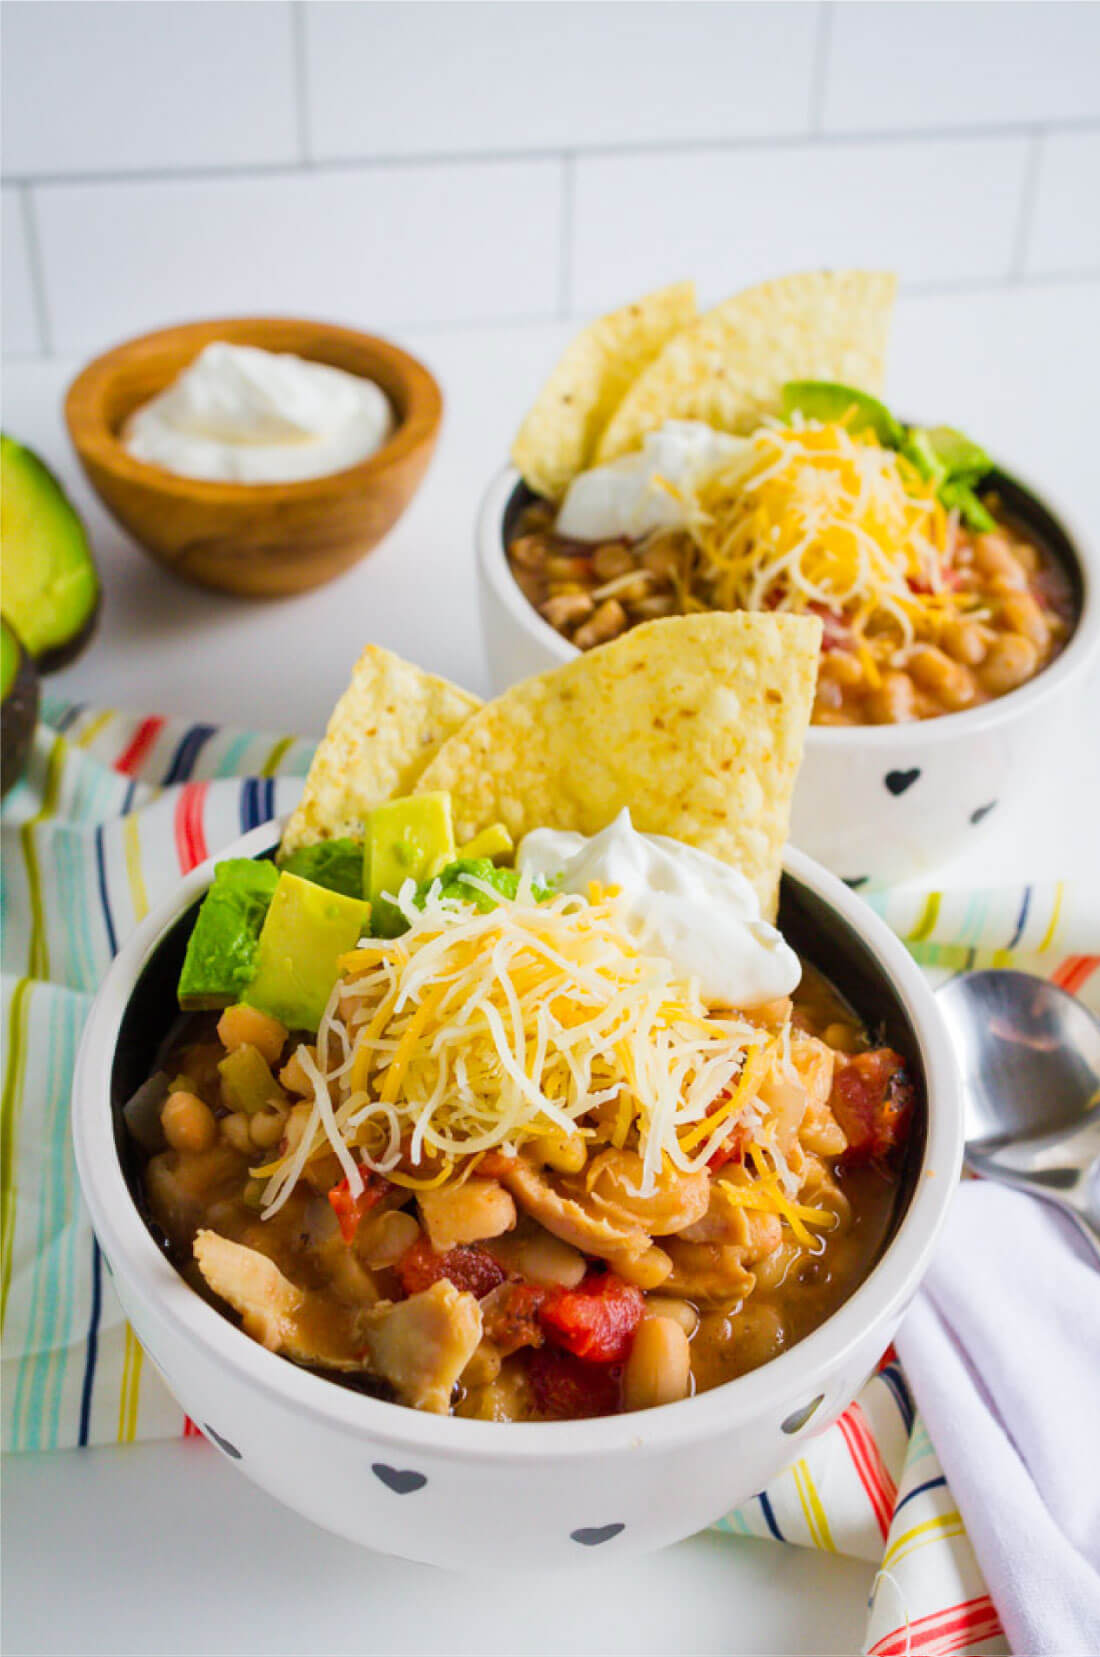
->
(3, 283), (1099, 1657)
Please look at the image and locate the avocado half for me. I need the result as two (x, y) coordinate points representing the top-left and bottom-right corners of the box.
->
(1, 434), (100, 673)
(1, 616), (40, 796)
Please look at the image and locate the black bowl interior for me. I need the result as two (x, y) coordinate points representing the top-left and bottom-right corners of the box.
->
(110, 855), (927, 1272)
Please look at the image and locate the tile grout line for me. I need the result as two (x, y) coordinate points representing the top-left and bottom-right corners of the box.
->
(5, 116), (1100, 192)
(557, 154), (575, 320)
(18, 185), (52, 357)
(290, 0), (313, 167)
(1009, 129), (1045, 282)
(808, 2), (834, 135)
(7, 272), (1100, 365)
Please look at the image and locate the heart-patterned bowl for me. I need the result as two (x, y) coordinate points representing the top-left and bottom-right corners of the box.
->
(72, 820), (962, 1569)
(477, 463), (1098, 886)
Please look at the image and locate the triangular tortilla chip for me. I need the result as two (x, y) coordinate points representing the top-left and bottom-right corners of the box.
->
(594, 270), (895, 463)
(414, 612), (821, 917)
(281, 646), (481, 854)
(511, 281), (697, 500)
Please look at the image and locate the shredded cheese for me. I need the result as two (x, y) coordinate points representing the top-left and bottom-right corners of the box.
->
(256, 883), (771, 1211)
(254, 884), (840, 1256)
(651, 418), (986, 665)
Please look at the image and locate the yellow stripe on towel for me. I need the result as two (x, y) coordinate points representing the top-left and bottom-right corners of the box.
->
(792, 1458), (836, 1552)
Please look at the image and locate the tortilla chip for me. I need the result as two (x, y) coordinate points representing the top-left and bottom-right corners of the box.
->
(414, 613), (822, 917)
(280, 646), (481, 855)
(594, 270), (896, 464)
(511, 282), (697, 501)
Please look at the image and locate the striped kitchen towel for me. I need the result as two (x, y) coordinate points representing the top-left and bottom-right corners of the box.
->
(4, 701), (1096, 1655)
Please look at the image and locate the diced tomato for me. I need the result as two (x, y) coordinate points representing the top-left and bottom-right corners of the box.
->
(539, 1272), (645, 1364)
(808, 602), (852, 652)
(396, 1236), (505, 1300)
(327, 1170), (387, 1245)
(526, 1346), (621, 1420)
(476, 1150), (516, 1181)
(479, 1281), (547, 1355)
(907, 569), (962, 597)
(830, 1048), (915, 1163)
(702, 1090), (752, 1173)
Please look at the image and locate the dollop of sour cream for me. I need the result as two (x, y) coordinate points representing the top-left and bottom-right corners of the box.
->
(555, 420), (747, 542)
(516, 809), (800, 1009)
(123, 343), (395, 484)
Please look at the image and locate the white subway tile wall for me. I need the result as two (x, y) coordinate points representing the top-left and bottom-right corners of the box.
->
(2, 0), (1097, 359)
(1026, 131), (1100, 277)
(2, 188), (40, 356)
(303, 1), (820, 157)
(822, 2), (1100, 132)
(571, 135), (1031, 312)
(2, 2), (300, 176)
(33, 160), (562, 352)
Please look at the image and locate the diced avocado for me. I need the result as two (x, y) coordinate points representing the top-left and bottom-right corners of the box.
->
(940, 480), (996, 533)
(244, 871), (369, 1032)
(456, 823), (514, 863)
(1, 616), (39, 797)
(177, 859), (280, 1010)
(1, 435), (100, 672)
(376, 857), (558, 934)
(900, 427), (947, 486)
(366, 793), (455, 935)
(279, 836), (364, 899)
(218, 1045), (288, 1116)
(923, 426), (991, 484)
(780, 382), (904, 448)
(433, 857), (521, 912)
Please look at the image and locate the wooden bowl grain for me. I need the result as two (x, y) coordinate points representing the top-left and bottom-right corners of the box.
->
(64, 317), (443, 598)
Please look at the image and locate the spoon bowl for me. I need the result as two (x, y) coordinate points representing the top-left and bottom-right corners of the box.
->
(938, 969), (1100, 1247)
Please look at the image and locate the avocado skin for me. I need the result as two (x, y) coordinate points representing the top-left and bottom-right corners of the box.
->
(1, 435), (101, 674)
(1, 617), (40, 797)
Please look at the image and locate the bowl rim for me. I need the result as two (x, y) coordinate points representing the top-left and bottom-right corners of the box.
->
(478, 462), (1100, 749)
(63, 315), (443, 504)
(73, 819), (963, 1461)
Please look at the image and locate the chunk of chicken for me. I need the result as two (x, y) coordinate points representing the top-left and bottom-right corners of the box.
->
(363, 1281), (482, 1414)
(495, 1157), (652, 1265)
(678, 1185), (784, 1253)
(147, 1148), (249, 1247)
(790, 1034), (836, 1112)
(193, 1230), (368, 1371)
(756, 1035), (835, 1154)
(418, 1178), (516, 1252)
(194, 1231), (482, 1412)
(662, 1240), (757, 1306)
(583, 1150), (710, 1237)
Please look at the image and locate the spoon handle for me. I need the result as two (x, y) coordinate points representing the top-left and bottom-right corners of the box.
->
(963, 1150), (1100, 1262)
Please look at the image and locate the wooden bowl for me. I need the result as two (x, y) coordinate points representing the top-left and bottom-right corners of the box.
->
(64, 317), (443, 598)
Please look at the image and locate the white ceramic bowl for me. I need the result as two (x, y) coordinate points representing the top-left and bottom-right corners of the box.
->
(73, 820), (962, 1569)
(478, 465), (1100, 886)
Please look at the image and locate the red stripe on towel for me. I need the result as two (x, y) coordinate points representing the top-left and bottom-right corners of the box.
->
(174, 783), (210, 873)
(837, 1402), (896, 1539)
(868, 1593), (1003, 1656)
(1052, 954), (1099, 997)
(113, 716), (165, 777)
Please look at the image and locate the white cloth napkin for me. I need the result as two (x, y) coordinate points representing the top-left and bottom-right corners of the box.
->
(896, 1182), (1100, 1657)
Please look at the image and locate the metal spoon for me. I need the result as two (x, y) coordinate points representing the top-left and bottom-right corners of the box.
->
(937, 969), (1100, 1258)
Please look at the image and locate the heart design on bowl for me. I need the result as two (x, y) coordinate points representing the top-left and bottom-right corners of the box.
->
(781, 1394), (825, 1434)
(372, 1462), (427, 1495)
(203, 1424), (242, 1460)
(884, 768), (921, 797)
(570, 1523), (625, 1546)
